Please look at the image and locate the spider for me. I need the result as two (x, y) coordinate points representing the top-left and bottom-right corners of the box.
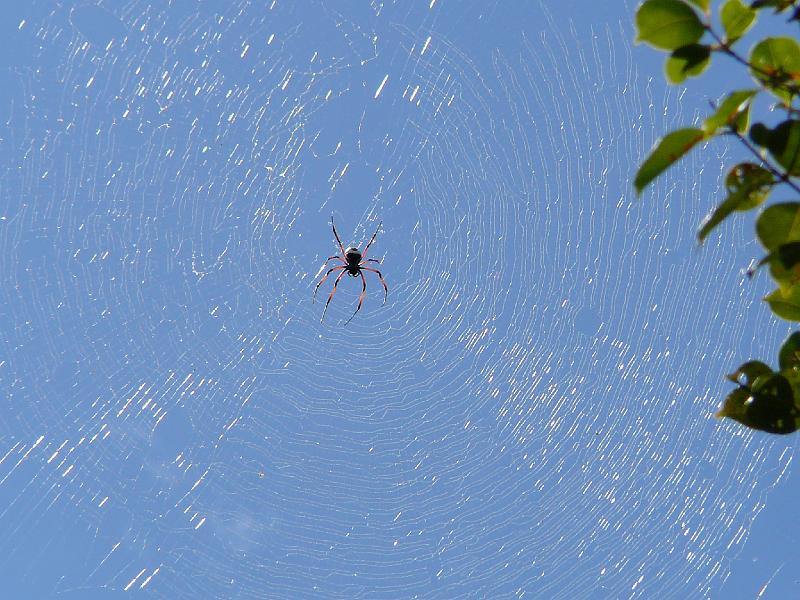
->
(314, 216), (388, 324)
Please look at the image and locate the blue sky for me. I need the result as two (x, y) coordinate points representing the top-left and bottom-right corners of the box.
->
(0, 0), (798, 598)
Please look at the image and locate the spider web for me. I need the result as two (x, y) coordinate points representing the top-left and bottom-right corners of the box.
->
(0, 1), (794, 598)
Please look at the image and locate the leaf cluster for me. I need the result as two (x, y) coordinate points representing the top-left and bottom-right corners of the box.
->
(717, 332), (800, 433)
(634, 0), (800, 433)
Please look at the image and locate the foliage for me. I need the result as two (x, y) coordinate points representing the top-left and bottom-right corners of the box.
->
(634, 0), (800, 434)
(716, 333), (800, 433)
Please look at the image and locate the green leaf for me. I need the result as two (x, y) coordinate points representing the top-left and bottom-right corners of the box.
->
(779, 331), (800, 370)
(750, 122), (769, 146)
(750, 37), (800, 102)
(763, 120), (800, 175)
(686, 0), (711, 11)
(727, 163), (773, 210)
(666, 44), (711, 83)
(765, 285), (800, 321)
(703, 89), (758, 134)
(636, 0), (706, 51)
(733, 101), (752, 133)
(750, 373), (798, 433)
(714, 386), (752, 425)
(783, 367), (800, 405)
(716, 386), (751, 419)
(756, 202), (800, 251)
(776, 243), (800, 267)
(721, 0), (756, 42)
(755, 243), (800, 288)
(698, 162), (772, 241)
(635, 128), (706, 194)
(755, 241), (800, 285)
(726, 360), (773, 384)
(757, 203), (800, 290)
(717, 374), (798, 434)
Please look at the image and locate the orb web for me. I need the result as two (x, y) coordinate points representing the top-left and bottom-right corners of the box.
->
(0, 1), (792, 598)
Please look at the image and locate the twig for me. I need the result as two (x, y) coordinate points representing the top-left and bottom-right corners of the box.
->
(706, 26), (800, 99)
(727, 130), (800, 195)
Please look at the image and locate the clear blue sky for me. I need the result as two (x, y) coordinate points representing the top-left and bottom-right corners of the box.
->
(0, 0), (797, 598)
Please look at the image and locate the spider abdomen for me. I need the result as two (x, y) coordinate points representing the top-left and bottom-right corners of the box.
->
(345, 247), (362, 264)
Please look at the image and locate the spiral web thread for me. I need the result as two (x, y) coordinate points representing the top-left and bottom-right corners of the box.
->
(0, 1), (792, 598)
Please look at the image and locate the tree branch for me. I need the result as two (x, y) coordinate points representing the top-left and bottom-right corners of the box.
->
(706, 26), (800, 99)
(728, 130), (800, 196)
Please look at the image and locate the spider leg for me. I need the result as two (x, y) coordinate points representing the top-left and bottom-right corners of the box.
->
(360, 258), (381, 265)
(319, 255), (345, 272)
(361, 267), (388, 304)
(321, 269), (347, 322)
(331, 216), (346, 255)
(345, 271), (368, 325)
(361, 221), (382, 260)
(314, 265), (345, 302)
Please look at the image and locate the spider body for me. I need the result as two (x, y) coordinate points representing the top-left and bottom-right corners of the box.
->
(314, 217), (389, 324)
(344, 247), (362, 274)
